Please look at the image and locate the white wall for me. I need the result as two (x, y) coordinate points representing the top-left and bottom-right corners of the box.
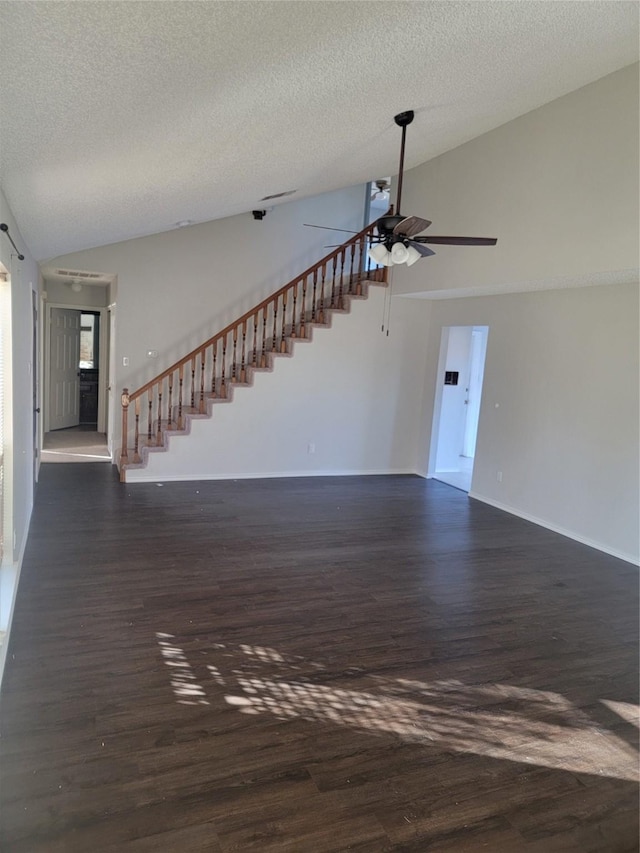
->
(395, 64), (639, 297)
(49, 184), (369, 422)
(126, 286), (430, 482)
(415, 283), (639, 563)
(0, 188), (38, 684)
(45, 280), (109, 307)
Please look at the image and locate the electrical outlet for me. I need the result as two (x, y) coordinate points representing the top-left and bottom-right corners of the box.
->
(308, 442), (316, 455)
(497, 471), (503, 483)
(122, 356), (129, 366)
(147, 350), (158, 358)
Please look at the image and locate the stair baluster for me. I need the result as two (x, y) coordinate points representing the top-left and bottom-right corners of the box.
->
(189, 358), (195, 409)
(211, 342), (218, 397)
(260, 309), (268, 367)
(240, 321), (247, 382)
(311, 270), (317, 322)
(156, 381), (163, 445)
(330, 256), (337, 308)
(252, 313), (259, 365)
(290, 280), (298, 338)
(200, 351), (206, 412)
(121, 389), (129, 464)
(133, 398), (141, 462)
(338, 249), (345, 308)
(220, 336), (227, 398)
(348, 244), (356, 293)
(300, 276), (307, 339)
(178, 365), (184, 427)
(167, 374), (174, 427)
(147, 391), (153, 445)
(232, 327), (238, 383)
(318, 264), (326, 324)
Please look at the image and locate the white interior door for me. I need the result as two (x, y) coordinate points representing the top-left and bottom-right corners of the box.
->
(49, 307), (80, 431)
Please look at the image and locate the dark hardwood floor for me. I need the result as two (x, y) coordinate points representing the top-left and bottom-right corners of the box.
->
(1, 465), (638, 852)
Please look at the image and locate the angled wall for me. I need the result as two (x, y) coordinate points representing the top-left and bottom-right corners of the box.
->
(396, 64), (639, 297)
(48, 184), (370, 423)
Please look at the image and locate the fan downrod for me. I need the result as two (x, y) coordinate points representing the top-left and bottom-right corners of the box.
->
(392, 110), (415, 215)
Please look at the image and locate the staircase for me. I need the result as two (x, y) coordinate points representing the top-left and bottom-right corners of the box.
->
(118, 219), (388, 482)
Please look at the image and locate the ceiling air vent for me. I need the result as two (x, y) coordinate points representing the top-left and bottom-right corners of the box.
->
(261, 190), (297, 201)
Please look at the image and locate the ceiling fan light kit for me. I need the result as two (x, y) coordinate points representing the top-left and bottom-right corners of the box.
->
(366, 110), (497, 268)
(368, 242), (392, 266)
(391, 242), (409, 264)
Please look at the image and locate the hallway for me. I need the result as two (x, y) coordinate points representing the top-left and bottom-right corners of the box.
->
(42, 426), (110, 464)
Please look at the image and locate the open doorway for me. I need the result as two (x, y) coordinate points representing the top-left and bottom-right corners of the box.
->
(430, 325), (488, 492)
(44, 306), (111, 463)
(42, 272), (114, 463)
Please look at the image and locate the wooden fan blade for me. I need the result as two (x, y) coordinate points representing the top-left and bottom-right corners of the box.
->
(407, 240), (436, 257)
(303, 224), (360, 234)
(414, 235), (497, 246)
(393, 216), (432, 237)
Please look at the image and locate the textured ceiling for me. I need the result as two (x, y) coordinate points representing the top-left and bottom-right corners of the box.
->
(0, 1), (637, 261)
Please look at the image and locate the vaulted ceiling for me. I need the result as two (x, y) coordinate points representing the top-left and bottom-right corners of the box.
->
(0, 1), (637, 261)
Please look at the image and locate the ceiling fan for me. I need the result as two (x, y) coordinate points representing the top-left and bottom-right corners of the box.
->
(368, 110), (497, 267)
(371, 178), (390, 201)
(304, 111), (497, 267)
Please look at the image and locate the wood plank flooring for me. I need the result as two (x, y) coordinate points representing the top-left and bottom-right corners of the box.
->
(1, 465), (638, 852)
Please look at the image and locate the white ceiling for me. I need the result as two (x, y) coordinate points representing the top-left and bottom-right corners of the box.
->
(0, 1), (637, 262)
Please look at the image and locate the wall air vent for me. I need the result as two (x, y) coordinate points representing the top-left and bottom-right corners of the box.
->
(55, 269), (103, 279)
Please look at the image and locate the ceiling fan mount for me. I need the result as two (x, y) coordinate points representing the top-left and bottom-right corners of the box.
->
(393, 110), (415, 129)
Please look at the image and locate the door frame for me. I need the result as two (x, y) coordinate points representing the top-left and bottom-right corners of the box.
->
(462, 328), (489, 458)
(106, 303), (117, 459)
(427, 324), (489, 481)
(44, 302), (110, 439)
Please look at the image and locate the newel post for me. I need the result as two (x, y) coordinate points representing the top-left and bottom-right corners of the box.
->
(120, 388), (130, 479)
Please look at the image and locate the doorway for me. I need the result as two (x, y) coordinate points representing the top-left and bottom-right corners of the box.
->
(43, 301), (112, 463)
(430, 325), (488, 492)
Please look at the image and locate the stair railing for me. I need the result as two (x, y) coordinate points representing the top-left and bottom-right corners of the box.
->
(119, 218), (388, 476)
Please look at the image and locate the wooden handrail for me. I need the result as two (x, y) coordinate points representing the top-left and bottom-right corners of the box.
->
(120, 214), (389, 475)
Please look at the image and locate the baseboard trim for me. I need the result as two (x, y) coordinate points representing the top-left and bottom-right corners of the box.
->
(468, 491), (639, 566)
(125, 468), (417, 484)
